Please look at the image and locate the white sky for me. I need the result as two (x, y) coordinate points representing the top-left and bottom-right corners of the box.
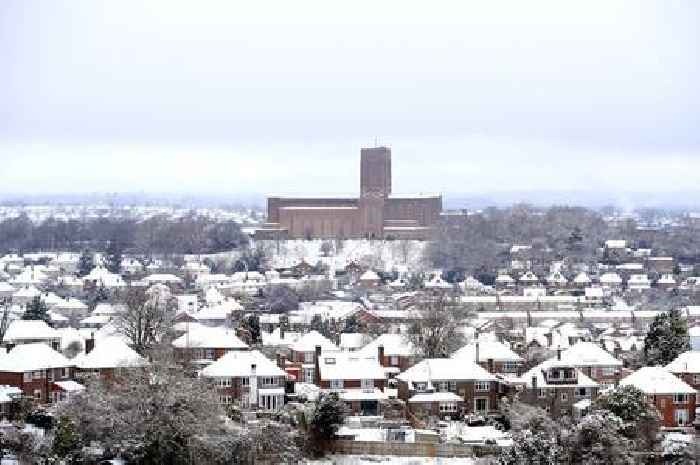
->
(1, 0), (698, 197)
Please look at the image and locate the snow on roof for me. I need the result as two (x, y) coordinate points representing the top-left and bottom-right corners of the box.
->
(408, 392), (464, 403)
(80, 315), (112, 326)
(519, 359), (598, 389)
(171, 326), (248, 350)
(451, 341), (523, 363)
(92, 303), (120, 316)
(76, 337), (147, 369)
(621, 366), (696, 394)
(0, 281), (15, 293)
(53, 298), (88, 310)
(666, 351), (700, 374)
(53, 380), (85, 392)
(56, 327), (85, 350)
(359, 270), (380, 281)
(600, 273), (622, 284)
(201, 350), (285, 378)
(0, 343), (73, 372)
(0, 385), (22, 403)
(195, 301), (242, 320)
(338, 388), (388, 401)
(573, 272), (591, 284)
(318, 352), (385, 381)
(605, 240), (627, 249)
(261, 328), (302, 347)
(357, 333), (416, 358)
(397, 358), (496, 384)
(13, 286), (40, 298)
(289, 330), (337, 353)
(556, 342), (623, 367)
(339, 333), (373, 350)
(4, 320), (59, 342)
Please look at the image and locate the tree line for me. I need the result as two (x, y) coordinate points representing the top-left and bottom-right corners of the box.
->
(0, 212), (249, 256)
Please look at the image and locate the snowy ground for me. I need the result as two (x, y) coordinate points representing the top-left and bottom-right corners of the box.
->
(307, 456), (475, 465)
(257, 239), (429, 273)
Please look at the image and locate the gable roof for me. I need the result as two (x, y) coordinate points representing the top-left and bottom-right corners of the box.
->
(557, 342), (623, 367)
(0, 343), (73, 372)
(666, 351), (700, 374)
(201, 350), (285, 378)
(451, 341), (523, 363)
(357, 333), (416, 358)
(75, 337), (148, 369)
(621, 367), (696, 394)
(3, 320), (59, 342)
(171, 326), (249, 350)
(289, 330), (337, 353)
(397, 358), (496, 384)
(318, 352), (385, 381)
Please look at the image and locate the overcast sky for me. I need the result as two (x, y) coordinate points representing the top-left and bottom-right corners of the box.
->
(1, 1), (699, 200)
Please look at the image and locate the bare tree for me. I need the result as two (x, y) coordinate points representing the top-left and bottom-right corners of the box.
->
(114, 286), (175, 355)
(406, 293), (468, 359)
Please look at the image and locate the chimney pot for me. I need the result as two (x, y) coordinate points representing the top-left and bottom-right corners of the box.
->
(475, 341), (480, 364)
(557, 347), (562, 361)
(378, 345), (385, 366)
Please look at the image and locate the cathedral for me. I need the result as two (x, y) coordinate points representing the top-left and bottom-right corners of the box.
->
(255, 147), (442, 240)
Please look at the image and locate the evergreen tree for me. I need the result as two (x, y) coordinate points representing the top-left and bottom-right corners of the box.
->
(105, 239), (123, 274)
(561, 411), (635, 465)
(242, 314), (261, 344)
(643, 308), (690, 366)
(52, 416), (81, 459)
(77, 249), (94, 277)
(22, 296), (49, 323)
(306, 392), (348, 456)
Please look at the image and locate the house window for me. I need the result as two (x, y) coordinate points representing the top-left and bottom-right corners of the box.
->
(62, 367), (70, 379)
(33, 371), (43, 380)
(439, 403), (458, 413)
(474, 398), (488, 413)
(330, 379), (344, 390)
(206, 349), (215, 360)
(675, 409), (689, 426)
(23, 372), (31, 383)
(538, 389), (546, 399)
(561, 392), (568, 402)
(304, 352), (314, 363)
(34, 390), (42, 400)
(304, 368), (314, 383)
(576, 388), (587, 397)
(673, 394), (688, 404)
(414, 382), (427, 392)
(475, 381), (490, 392)
(390, 356), (399, 366)
(218, 378), (232, 388)
(549, 370), (560, 380)
(694, 375), (700, 385)
(601, 367), (616, 377)
(241, 377), (250, 386)
(503, 362), (518, 373)
(361, 379), (373, 390)
(261, 377), (277, 387)
(219, 395), (232, 404)
(448, 381), (457, 391)
(438, 382), (449, 392)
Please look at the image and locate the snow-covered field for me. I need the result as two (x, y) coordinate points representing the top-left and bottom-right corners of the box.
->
(257, 239), (429, 273)
(308, 456), (475, 465)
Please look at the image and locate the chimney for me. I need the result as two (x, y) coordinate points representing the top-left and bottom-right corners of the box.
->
(378, 345), (385, 366)
(487, 358), (494, 373)
(545, 332), (553, 348)
(85, 333), (95, 354)
(314, 345), (322, 386)
(475, 341), (480, 365)
(531, 375), (538, 394)
(5, 343), (14, 353)
(557, 346), (561, 361)
(279, 326), (285, 342)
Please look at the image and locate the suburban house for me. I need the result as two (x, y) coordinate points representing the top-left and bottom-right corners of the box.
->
(0, 343), (76, 403)
(666, 351), (700, 391)
(556, 342), (624, 386)
(75, 337), (148, 379)
(396, 359), (501, 419)
(357, 333), (418, 377)
(451, 340), (524, 376)
(201, 350), (287, 411)
(317, 350), (387, 415)
(620, 367), (697, 429)
(172, 325), (249, 366)
(286, 330), (338, 383)
(2, 320), (61, 351)
(519, 356), (600, 419)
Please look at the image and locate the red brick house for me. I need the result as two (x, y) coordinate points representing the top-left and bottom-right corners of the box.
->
(317, 350), (387, 415)
(357, 333), (418, 377)
(286, 330), (337, 383)
(201, 350), (287, 411)
(76, 337), (148, 380)
(556, 342), (624, 386)
(451, 340), (524, 376)
(0, 343), (75, 403)
(172, 325), (249, 367)
(396, 359), (501, 419)
(621, 367), (697, 429)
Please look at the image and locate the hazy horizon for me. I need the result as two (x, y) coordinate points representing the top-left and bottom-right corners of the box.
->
(2, 1), (699, 200)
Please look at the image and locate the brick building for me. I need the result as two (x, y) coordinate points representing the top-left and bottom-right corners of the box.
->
(256, 147), (442, 240)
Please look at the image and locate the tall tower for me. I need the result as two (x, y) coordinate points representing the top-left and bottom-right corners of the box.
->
(359, 146), (391, 238)
(360, 146), (392, 198)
